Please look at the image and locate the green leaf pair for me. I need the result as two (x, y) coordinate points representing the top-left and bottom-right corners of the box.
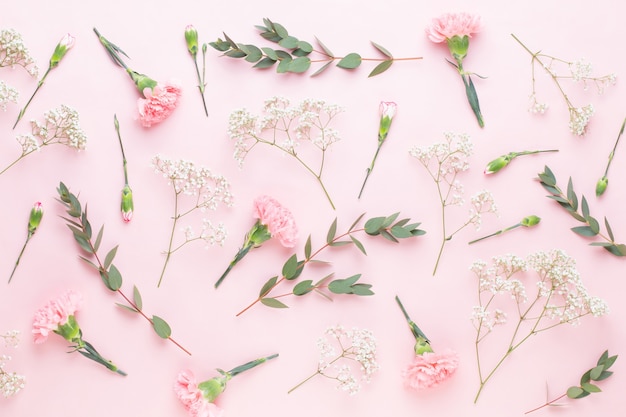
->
(566, 350), (618, 399)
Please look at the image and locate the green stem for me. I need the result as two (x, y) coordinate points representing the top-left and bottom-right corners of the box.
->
(193, 55), (209, 117)
(114, 115), (129, 185)
(603, 117), (626, 177)
(288, 370), (320, 394)
(358, 144), (383, 199)
(158, 192), (180, 287)
(468, 223), (521, 245)
(525, 393), (568, 414)
(13, 67), (51, 129)
(228, 353), (278, 377)
(215, 242), (253, 288)
(8, 234), (32, 283)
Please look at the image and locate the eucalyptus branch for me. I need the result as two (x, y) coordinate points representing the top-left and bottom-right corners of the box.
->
(538, 166), (626, 256)
(236, 213), (425, 316)
(56, 182), (191, 355)
(210, 18), (421, 77)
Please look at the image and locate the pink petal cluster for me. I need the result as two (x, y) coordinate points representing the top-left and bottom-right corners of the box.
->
(32, 289), (83, 344)
(402, 350), (459, 390)
(253, 195), (298, 248)
(137, 81), (182, 127)
(174, 370), (224, 417)
(425, 12), (482, 43)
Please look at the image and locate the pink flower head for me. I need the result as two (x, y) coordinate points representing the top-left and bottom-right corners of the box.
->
(174, 370), (224, 417)
(402, 350), (459, 390)
(32, 289), (83, 344)
(137, 80), (182, 127)
(253, 195), (298, 248)
(425, 12), (482, 43)
(379, 101), (397, 120)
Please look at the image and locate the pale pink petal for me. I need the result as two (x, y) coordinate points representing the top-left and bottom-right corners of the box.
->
(32, 289), (83, 344)
(174, 370), (224, 417)
(425, 12), (482, 43)
(253, 195), (298, 247)
(137, 80), (182, 127)
(402, 350), (459, 390)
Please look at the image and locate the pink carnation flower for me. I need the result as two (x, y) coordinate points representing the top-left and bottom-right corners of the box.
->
(32, 289), (83, 344)
(174, 370), (224, 417)
(253, 195), (298, 247)
(137, 81), (182, 127)
(402, 350), (459, 390)
(425, 12), (482, 43)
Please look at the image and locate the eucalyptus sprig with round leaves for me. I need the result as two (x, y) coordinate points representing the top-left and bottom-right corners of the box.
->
(209, 18), (422, 77)
(538, 166), (626, 256)
(525, 350), (618, 414)
(236, 212), (425, 315)
(56, 182), (191, 355)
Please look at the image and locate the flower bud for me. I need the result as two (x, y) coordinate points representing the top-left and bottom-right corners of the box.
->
(50, 33), (75, 68)
(521, 215), (541, 227)
(378, 101), (397, 142)
(484, 155), (509, 174)
(185, 25), (199, 56)
(28, 202), (43, 234)
(596, 176), (608, 196)
(121, 185), (134, 222)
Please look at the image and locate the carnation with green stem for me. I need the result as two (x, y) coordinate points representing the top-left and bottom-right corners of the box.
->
(216, 195), (297, 289)
(153, 155), (233, 287)
(94, 28), (182, 127)
(174, 354), (278, 416)
(13, 33), (74, 129)
(358, 101), (396, 198)
(525, 350), (618, 414)
(1, 105), (87, 178)
(425, 12), (485, 127)
(228, 96), (342, 210)
(288, 325), (378, 395)
(484, 149), (558, 175)
(511, 34), (616, 136)
(33, 289), (126, 376)
(409, 132), (498, 275)
(113, 115), (134, 222)
(395, 296), (459, 390)
(468, 215), (540, 245)
(184, 25), (208, 117)
(596, 116), (625, 196)
(471, 250), (609, 403)
(8, 202), (43, 283)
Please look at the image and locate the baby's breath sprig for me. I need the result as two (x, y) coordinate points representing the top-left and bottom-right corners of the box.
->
(153, 155), (233, 287)
(56, 182), (191, 356)
(0, 330), (25, 398)
(184, 25), (208, 117)
(538, 166), (626, 256)
(288, 325), (379, 395)
(236, 213), (425, 316)
(210, 18), (422, 77)
(0, 80), (19, 111)
(0, 105), (86, 178)
(596, 117), (626, 196)
(471, 250), (609, 402)
(525, 350), (618, 414)
(228, 96), (342, 209)
(409, 132), (498, 275)
(0, 28), (39, 76)
(511, 34), (616, 136)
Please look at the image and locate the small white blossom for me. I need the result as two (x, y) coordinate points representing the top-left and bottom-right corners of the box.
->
(0, 331), (25, 398)
(0, 80), (18, 111)
(0, 28), (38, 76)
(568, 104), (594, 136)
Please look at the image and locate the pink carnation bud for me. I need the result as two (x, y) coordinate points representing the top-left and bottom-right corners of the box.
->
(137, 80), (182, 127)
(32, 289), (83, 344)
(174, 370), (224, 417)
(253, 195), (298, 247)
(379, 101), (397, 120)
(402, 350), (459, 390)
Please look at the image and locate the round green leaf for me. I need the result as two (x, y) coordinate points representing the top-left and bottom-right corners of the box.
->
(337, 53), (362, 69)
(288, 57), (311, 73)
(152, 315), (172, 339)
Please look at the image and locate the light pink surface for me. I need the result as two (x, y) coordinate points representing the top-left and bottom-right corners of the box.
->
(1, 0), (625, 416)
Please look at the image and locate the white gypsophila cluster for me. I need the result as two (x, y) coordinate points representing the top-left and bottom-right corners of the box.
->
(0, 29), (38, 76)
(0, 80), (18, 111)
(180, 219), (228, 247)
(467, 190), (499, 230)
(227, 96), (344, 166)
(0, 331), (25, 398)
(568, 104), (594, 136)
(409, 132), (473, 182)
(152, 155), (234, 211)
(528, 93), (548, 114)
(568, 58), (616, 93)
(315, 325), (379, 395)
(16, 105), (87, 154)
(471, 250), (608, 336)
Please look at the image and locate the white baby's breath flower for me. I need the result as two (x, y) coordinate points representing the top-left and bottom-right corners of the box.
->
(0, 28), (38, 76)
(568, 104), (594, 136)
(0, 80), (18, 111)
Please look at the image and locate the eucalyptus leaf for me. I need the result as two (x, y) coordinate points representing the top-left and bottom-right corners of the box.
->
(566, 386), (585, 399)
(133, 285), (143, 311)
(243, 44), (262, 62)
(296, 40), (313, 53)
(371, 41), (393, 58)
(282, 254), (299, 279)
(315, 37), (334, 57)
(278, 36), (299, 49)
(364, 216), (385, 235)
(152, 315), (172, 338)
(590, 365), (604, 380)
(272, 22), (289, 39)
(326, 218), (338, 244)
(288, 56), (311, 73)
(571, 226), (598, 237)
(293, 280), (314, 296)
(350, 235), (367, 255)
(78, 256), (98, 270)
(276, 58), (292, 73)
(304, 235), (312, 259)
(368, 59), (393, 77)
(94, 225), (104, 253)
(259, 276), (278, 298)
(261, 298), (289, 309)
(337, 53), (362, 69)
(581, 382), (602, 393)
(107, 264), (123, 291)
(605, 217), (615, 241)
(115, 303), (139, 313)
(253, 57), (277, 69)
(225, 49), (247, 58)
(104, 245), (118, 269)
(310, 60), (333, 77)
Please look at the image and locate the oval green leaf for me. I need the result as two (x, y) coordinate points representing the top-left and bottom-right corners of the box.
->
(337, 53), (362, 69)
(261, 298), (289, 309)
(152, 315), (172, 339)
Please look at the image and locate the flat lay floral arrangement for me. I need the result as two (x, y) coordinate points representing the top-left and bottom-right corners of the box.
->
(1, 3), (624, 416)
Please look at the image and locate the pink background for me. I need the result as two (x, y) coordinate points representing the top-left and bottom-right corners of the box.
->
(2, 0), (625, 415)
